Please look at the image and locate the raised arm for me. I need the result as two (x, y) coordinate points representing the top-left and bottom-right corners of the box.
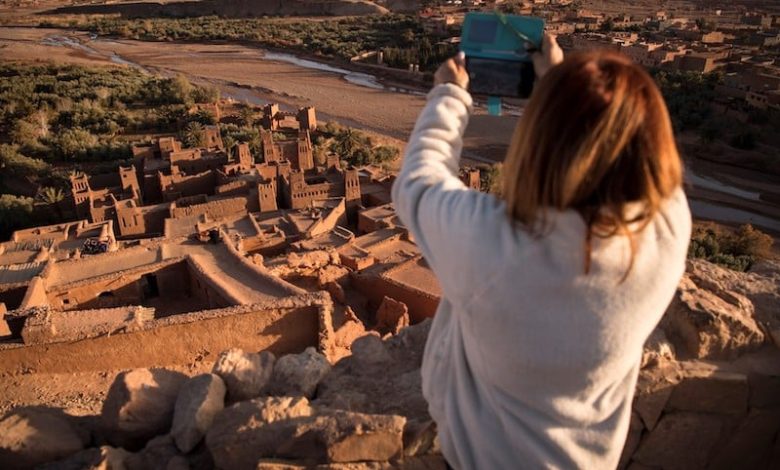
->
(391, 59), (506, 304)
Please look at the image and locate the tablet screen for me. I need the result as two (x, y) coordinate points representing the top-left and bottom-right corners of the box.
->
(466, 57), (534, 98)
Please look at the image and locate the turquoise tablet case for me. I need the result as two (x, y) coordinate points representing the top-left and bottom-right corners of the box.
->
(460, 12), (545, 62)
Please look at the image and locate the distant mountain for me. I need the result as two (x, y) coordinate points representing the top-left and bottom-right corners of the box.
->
(47, 0), (390, 18)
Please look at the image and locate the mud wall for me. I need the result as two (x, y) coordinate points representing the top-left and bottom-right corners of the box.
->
(0, 286), (27, 312)
(0, 304), (321, 374)
(351, 273), (439, 323)
(47, 259), (186, 310)
(185, 258), (235, 309)
(170, 196), (248, 220)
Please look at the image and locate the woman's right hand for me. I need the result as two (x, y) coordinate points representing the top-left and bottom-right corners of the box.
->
(532, 34), (564, 79)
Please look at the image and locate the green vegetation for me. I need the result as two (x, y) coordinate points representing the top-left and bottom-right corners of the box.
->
(42, 15), (457, 71)
(0, 194), (36, 240)
(0, 63), (218, 164)
(653, 69), (780, 174)
(652, 70), (720, 132)
(316, 122), (399, 167)
(480, 163), (503, 195)
(0, 63), (219, 238)
(688, 223), (774, 272)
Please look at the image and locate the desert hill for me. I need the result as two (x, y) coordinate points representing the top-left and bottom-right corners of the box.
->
(47, 0), (390, 18)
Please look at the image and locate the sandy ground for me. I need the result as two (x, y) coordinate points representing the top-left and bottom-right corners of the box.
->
(0, 27), (517, 154)
(0, 361), (213, 417)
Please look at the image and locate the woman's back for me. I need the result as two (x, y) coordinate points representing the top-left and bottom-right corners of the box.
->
(392, 46), (691, 469)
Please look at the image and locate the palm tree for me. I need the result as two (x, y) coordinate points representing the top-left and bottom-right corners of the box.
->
(239, 106), (255, 127)
(38, 186), (65, 221)
(182, 121), (206, 148)
(331, 128), (364, 159)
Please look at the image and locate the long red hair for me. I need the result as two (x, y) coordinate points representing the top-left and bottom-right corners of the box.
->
(502, 50), (683, 276)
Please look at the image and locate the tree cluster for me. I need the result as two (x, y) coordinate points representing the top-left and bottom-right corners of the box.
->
(688, 223), (774, 272)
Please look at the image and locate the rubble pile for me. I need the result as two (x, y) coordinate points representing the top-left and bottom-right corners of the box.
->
(0, 258), (779, 469)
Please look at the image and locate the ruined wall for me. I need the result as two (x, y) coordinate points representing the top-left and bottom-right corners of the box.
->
(0, 302), (324, 374)
(215, 180), (250, 197)
(47, 259), (183, 311)
(351, 272), (439, 323)
(171, 152), (227, 175)
(185, 257), (234, 310)
(170, 196), (249, 220)
(160, 171), (216, 202)
(18, 276), (47, 310)
(0, 286), (28, 312)
(116, 203), (169, 238)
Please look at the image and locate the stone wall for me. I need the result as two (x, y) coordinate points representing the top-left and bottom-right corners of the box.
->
(0, 293), (331, 375)
(170, 196), (248, 220)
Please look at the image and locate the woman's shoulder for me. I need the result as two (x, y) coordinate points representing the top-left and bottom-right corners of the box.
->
(654, 186), (692, 240)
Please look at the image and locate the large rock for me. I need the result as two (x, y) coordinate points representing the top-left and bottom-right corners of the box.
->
(125, 434), (184, 470)
(212, 348), (275, 402)
(206, 396), (404, 469)
(640, 327), (675, 369)
(101, 368), (188, 449)
(687, 258), (780, 350)
(171, 373), (226, 453)
(618, 412), (644, 470)
(305, 411), (405, 464)
(709, 409), (780, 470)
(316, 320), (431, 420)
(0, 407), (89, 469)
(633, 412), (723, 470)
(666, 369), (748, 417)
(660, 271), (765, 360)
(376, 296), (410, 336)
(38, 445), (132, 470)
(206, 396), (314, 469)
(266, 347), (331, 398)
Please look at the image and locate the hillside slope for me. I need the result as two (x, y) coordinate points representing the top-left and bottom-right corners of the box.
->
(47, 0), (389, 18)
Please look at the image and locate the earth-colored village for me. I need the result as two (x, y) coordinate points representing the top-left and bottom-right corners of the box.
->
(0, 0), (779, 469)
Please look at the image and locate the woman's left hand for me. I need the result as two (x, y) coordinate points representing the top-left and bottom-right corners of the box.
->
(434, 52), (469, 90)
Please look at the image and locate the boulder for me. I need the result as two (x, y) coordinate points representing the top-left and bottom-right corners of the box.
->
(375, 296), (410, 336)
(125, 434), (183, 470)
(709, 409), (780, 470)
(288, 250), (331, 269)
(171, 373), (226, 453)
(316, 320), (431, 420)
(212, 348), (275, 402)
(266, 347), (330, 398)
(748, 373), (780, 408)
(634, 385), (673, 432)
(660, 272), (765, 360)
(305, 411), (405, 463)
(37, 445), (132, 470)
(640, 328), (675, 369)
(667, 369), (748, 417)
(206, 397), (404, 469)
(618, 412), (644, 470)
(318, 265), (350, 287)
(101, 368), (188, 449)
(633, 412), (723, 470)
(403, 420), (438, 457)
(0, 407), (89, 469)
(206, 396), (314, 469)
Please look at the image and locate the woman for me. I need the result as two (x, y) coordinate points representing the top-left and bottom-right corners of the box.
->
(391, 35), (691, 469)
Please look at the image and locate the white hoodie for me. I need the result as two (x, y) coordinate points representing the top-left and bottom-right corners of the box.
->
(391, 83), (691, 469)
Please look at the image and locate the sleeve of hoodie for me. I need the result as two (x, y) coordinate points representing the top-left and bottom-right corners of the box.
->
(391, 83), (509, 305)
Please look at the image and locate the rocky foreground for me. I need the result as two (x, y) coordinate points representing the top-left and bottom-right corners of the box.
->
(1, 258), (779, 469)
